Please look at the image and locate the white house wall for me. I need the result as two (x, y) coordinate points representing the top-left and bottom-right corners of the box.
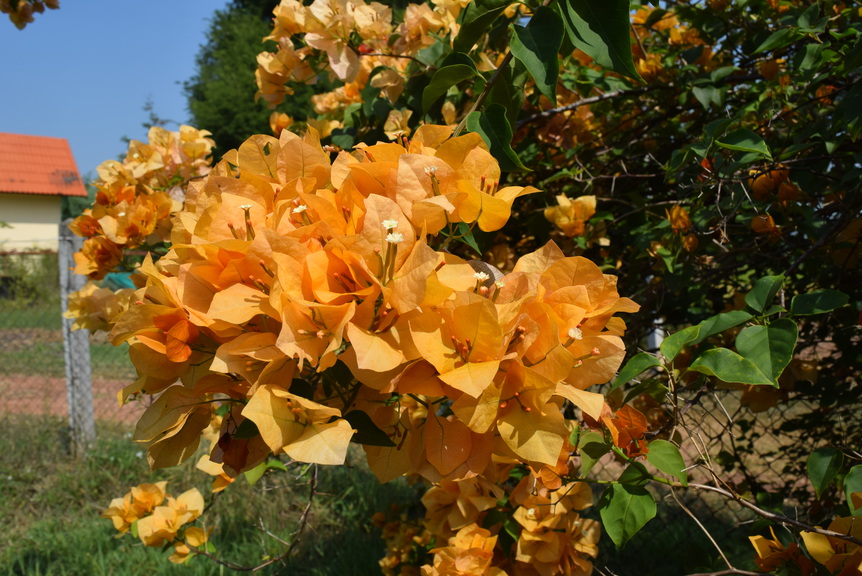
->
(0, 193), (62, 252)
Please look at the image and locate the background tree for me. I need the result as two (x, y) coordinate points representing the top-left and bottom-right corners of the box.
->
(184, 0), (313, 158)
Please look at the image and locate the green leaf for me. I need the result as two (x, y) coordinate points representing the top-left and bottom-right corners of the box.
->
(762, 304), (787, 316)
(562, 0), (643, 81)
(244, 461), (267, 485)
(618, 462), (652, 486)
(735, 319), (798, 384)
(622, 380), (668, 406)
(840, 81), (862, 141)
(578, 431), (611, 477)
(808, 447), (844, 499)
(716, 129), (772, 160)
(646, 440), (688, 486)
(643, 8), (667, 28)
(698, 310), (754, 340)
(233, 417), (260, 439)
(599, 484), (657, 548)
(453, 0), (510, 53)
(692, 85), (722, 110)
(422, 54), (479, 113)
(568, 423), (581, 447)
(660, 325), (701, 363)
(610, 353), (663, 392)
(790, 290), (849, 316)
(486, 58), (528, 128)
(661, 310), (754, 362)
(503, 515), (521, 541)
(509, 7), (564, 105)
(752, 28), (801, 54)
(266, 459), (288, 473)
(466, 104), (530, 172)
(454, 222), (483, 255)
(343, 410), (395, 447)
(710, 66), (739, 83)
(688, 348), (774, 386)
(844, 465), (862, 515)
(797, 3), (827, 34)
(744, 274), (785, 314)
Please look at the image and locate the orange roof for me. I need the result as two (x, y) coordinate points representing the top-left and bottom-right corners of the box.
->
(0, 132), (88, 197)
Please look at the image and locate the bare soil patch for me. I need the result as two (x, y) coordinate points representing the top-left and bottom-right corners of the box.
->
(0, 374), (144, 424)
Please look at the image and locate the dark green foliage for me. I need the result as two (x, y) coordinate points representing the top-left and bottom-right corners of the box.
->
(184, 0), (313, 159)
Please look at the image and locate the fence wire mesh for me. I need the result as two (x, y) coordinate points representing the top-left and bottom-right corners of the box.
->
(590, 387), (862, 575)
(0, 239), (140, 436)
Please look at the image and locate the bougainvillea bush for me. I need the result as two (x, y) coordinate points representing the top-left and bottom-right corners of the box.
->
(55, 0), (862, 573)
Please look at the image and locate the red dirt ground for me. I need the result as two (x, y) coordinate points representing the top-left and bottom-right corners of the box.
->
(0, 374), (145, 425)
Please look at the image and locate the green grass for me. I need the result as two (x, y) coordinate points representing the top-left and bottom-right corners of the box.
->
(0, 294), (136, 381)
(0, 415), (422, 575)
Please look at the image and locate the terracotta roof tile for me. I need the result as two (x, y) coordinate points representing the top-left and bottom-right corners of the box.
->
(0, 133), (88, 197)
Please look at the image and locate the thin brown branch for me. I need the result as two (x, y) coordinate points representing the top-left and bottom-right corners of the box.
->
(452, 0), (556, 137)
(452, 51), (514, 137)
(685, 570), (762, 576)
(516, 85), (659, 128)
(359, 52), (434, 70)
(687, 483), (862, 548)
(180, 465), (319, 572)
(670, 489), (733, 570)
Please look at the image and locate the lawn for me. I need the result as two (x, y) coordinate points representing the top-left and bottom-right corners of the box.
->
(0, 415), (422, 575)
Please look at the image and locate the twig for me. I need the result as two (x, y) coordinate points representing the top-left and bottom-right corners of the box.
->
(359, 52), (435, 70)
(685, 570), (762, 576)
(670, 488), (733, 571)
(180, 464), (320, 572)
(687, 483), (862, 547)
(452, 52), (514, 137)
(516, 85), (659, 128)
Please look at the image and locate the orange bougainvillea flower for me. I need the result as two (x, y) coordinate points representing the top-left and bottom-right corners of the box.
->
(751, 213), (781, 240)
(422, 477), (505, 538)
(545, 194), (596, 237)
(73, 236), (124, 280)
(96, 126), (637, 491)
(169, 526), (212, 564)
(422, 523), (500, 576)
(666, 205), (691, 234)
(136, 488), (205, 547)
(750, 527), (816, 575)
(242, 384), (354, 465)
(801, 516), (862, 575)
(64, 282), (134, 332)
(601, 404), (650, 458)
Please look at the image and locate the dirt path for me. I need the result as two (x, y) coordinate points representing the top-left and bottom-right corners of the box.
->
(0, 374), (145, 425)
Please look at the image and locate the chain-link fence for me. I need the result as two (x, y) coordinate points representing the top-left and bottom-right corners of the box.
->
(0, 224), (141, 452)
(590, 387), (862, 575)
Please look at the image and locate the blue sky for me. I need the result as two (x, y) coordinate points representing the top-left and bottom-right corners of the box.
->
(0, 1), (231, 179)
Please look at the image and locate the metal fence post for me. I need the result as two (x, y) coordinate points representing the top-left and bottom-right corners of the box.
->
(59, 219), (95, 455)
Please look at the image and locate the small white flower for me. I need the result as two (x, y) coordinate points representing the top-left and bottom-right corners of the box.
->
(568, 327), (583, 340)
(495, 281), (506, 288)
(239, 204), (253, 210)
(423, 165), (438, 175)
(382, 219), (399, 230)
(473, 271), (490, 282)
(386, 232), (404, 244)
(292, 204), (308, 214)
